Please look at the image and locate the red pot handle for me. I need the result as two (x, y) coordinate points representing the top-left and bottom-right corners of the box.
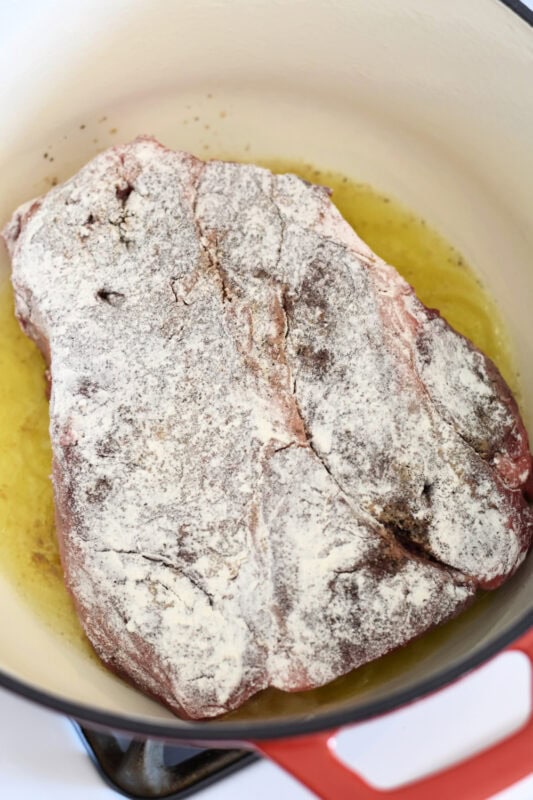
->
(254, 628), (533, 800)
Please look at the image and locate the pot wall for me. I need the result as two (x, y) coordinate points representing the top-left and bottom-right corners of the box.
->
(0, 0), (531, 735)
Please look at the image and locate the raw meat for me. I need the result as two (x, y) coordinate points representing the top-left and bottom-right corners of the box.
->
(3, 137), (531, 718)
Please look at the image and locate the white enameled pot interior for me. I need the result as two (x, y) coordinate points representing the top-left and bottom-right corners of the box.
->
(0, 0), (531, 729)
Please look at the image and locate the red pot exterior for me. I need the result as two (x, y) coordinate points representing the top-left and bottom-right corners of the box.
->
(255, 628), (533, 800)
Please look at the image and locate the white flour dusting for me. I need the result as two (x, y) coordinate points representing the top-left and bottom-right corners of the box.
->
(3, 137), (531, 719)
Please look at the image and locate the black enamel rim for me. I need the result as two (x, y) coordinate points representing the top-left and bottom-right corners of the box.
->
(497, 0), (533, 25)
(1, 0), (532, 743)
(1, 607), (531, 742)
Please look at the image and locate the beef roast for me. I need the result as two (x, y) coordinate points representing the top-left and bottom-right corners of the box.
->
(3, 137), (532, 719)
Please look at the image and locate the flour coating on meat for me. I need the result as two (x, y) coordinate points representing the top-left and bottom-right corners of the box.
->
(3, 138), (532, 719)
